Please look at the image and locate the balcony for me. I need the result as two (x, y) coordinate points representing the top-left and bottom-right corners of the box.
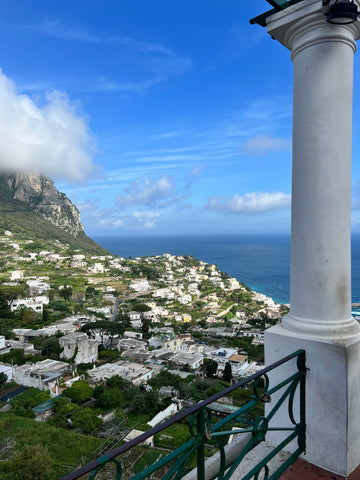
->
(59, 350), (305, 480)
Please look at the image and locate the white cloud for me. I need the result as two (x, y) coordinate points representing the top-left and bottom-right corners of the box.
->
(115, 176), (174, 208)
(149, 130), (181, 141)
(34, 20), (173, 55)
(30, 20), (192, 95)
(206, 192), (291, 214)
(100, 218), (124, 228)
(132, 211), (160, 228)
(0, 70), (95, 182)
(243, 135), (291, 155)
(93, 76), (166, 94)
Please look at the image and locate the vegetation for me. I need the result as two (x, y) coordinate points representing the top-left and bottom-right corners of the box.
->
(63, 380), (93, 404)
(222, 362), (232, 382)
(0, 176), (108, 254)
(0, 413), (102, 479)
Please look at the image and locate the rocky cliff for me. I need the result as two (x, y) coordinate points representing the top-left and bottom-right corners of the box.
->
(1, 172), (84, 237)
(0, 171), (107, 254)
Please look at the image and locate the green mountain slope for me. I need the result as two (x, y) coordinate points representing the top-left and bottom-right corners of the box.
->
(0, 175), (108, 254)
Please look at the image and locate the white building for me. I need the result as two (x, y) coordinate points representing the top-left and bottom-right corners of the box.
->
(59, 332), (98, 364)
(129, 279), (150, 292)
(13, 359), (69, 397)
(10, 271), (23, 281)
(11, 296), (49, 314)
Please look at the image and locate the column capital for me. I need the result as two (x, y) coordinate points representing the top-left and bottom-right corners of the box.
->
(266, 0), (360, 55)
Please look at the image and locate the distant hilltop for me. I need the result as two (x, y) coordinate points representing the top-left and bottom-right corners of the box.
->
(0, 171), (107, 254)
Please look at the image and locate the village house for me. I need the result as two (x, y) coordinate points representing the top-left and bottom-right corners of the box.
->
(10, 295), (49, 314)
(10, 271), (23, 281)
(88, 263), (106, 274)
(32, 396), (61, 422)
(177, 294), (192, 305)
(87, 360), (162, 386)
(165, 334), (192, 352)
(4, 339), (36, 355)
(227, 278), (241, 290)
(121, 348), (153, 363)
(124, 331), (143, 340)
(180, 341), (204, 354)
(13, 359), (69, 397)
(129, 279), (150, 292)
(103, 293), (116, 303)
(152, 288), (175, 299)
(130, 319), (142, 329)
(142, 311), (157, 321)
(59, 332), (98, 364)
(117, 338), (147, 351)
(158, 386), (179, 398)
(168, 352), (203, 370)
(26, 278), (50, 294)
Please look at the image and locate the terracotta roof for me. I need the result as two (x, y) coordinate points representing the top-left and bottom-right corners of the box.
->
(280, 459), (360, 480)
(228, 353), (247, 363)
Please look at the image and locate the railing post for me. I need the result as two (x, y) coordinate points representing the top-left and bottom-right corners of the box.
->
(196, 407), (206, 480)
(297, 350), (306, 453)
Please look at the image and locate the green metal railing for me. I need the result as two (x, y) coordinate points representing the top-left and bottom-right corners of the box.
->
(60, 349), (306, 480)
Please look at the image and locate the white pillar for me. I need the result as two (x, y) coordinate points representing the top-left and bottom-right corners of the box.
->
(263, 0), (360, 476)
(280, 1), (360, 337)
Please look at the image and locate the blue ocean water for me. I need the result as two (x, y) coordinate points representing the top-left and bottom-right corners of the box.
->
(93, 234), (360, 305)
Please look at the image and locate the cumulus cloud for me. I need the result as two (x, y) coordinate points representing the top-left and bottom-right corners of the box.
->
(206, 192), (291, 214)
(115, 176), (174, 208)
(132, 211), (160, 228)
(100, 218), (124, 228)
(0, 70), (95, 182)
(243, 135), (291, 155)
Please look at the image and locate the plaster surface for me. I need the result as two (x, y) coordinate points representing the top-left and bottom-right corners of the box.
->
(265, 324), (360, 477)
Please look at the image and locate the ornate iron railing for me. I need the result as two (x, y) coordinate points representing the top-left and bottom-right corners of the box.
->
(60, 349), (306, 480)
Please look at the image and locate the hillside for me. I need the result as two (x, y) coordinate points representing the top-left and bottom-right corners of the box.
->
(0, 172), (108, 254)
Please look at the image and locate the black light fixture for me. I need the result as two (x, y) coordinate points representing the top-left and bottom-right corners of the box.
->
(323, 0), (359, 24)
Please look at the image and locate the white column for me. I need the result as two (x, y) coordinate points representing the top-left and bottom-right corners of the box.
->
(263, 0), (360, 476)
(279, 2), (360, 337)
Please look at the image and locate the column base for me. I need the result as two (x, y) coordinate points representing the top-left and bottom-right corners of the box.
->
(282, 313), (360, 338)
(265, 323), (360, 477)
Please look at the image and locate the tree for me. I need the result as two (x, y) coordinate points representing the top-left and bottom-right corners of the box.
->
(41, 337), (61, 358)
(10, 443), (53, 480)
(63, 380), (93, 403)
(223, 362), (232, 383)
(81, 320), (125, 346)
(85, 285), (97, 298)
(18, 307), (37, 326)
(0, 285), (25, 312)
(142, 320), (150, 338)
(71, 407), (103, 433)
(0, 348), (25, 366)
(96, 389), (124, 409)
(107, 375), (127, 389)
(42, 307), (50, 323)
(59, 286), (73, 301)
(131, 302), (151, 313)
(203, 359), (218, 378)
(0, 371), (8, 388)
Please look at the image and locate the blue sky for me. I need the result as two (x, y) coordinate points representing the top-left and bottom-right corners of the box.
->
(1, 0), (360, 236)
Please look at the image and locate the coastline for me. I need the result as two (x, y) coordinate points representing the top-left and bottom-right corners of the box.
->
(92, 234), (291, 304)
(92, 232), (360, 305)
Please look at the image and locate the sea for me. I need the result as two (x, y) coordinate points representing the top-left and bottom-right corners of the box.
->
(93, 233), (360, 306)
